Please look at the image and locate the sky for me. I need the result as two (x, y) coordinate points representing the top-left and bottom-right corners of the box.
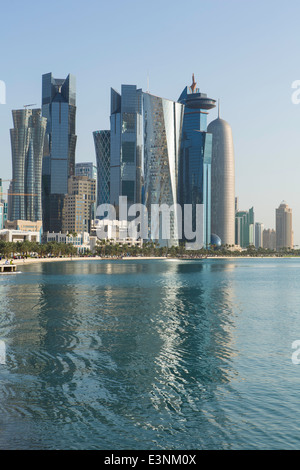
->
(0, 0), (300, 243)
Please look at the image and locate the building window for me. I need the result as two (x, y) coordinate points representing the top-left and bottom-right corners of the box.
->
(122, 181), (135, 202)
(122, 113), (135, 133)
(122, 142), (135, 163)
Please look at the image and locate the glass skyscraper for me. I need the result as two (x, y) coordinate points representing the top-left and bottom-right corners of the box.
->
(42, 73), (77, 232)
(93, 130), (110, 207)
(143, 92), (184, 247)
(108, 84), (184, 247)
(10, 108), (47, 222)
(109, 85), (143, 215)
(178, 75), (216, 248)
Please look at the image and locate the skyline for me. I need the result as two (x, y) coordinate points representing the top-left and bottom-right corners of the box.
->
(0, 0), (300, 243)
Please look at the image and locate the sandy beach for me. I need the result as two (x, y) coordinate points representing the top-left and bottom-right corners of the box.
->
(2, 255), (297, 268)
(3, 256), (169, 266)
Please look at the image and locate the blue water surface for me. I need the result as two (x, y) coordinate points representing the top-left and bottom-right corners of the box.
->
(0, 258), (300, 450)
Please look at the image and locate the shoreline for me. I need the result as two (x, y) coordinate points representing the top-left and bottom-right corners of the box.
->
(3, 255), (300, 267)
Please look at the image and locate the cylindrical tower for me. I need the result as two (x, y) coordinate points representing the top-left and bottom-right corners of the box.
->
(207, 114), (235, 246)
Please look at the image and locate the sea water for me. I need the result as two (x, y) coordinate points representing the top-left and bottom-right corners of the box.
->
(0, 258), (300, 450)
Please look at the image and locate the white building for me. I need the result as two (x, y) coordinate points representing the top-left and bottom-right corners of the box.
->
(93, 219), (143, 247)
(44, 231), (97, 253)
(0, 229), (41, 243)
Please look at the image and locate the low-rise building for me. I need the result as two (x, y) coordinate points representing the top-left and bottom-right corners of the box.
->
(92, 219), (143, 247)
(43, 231), (96, 254)
(0, 229), (40, 243)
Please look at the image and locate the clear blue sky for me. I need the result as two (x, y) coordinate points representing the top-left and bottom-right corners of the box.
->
(1, 0), (300, 243)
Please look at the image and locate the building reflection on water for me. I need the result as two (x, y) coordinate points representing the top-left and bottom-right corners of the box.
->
(0, 259), (241, 448)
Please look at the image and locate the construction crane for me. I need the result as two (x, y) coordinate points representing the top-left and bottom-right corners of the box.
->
(23, 104), (37, 108)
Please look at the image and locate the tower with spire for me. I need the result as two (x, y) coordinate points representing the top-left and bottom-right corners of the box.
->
(178, 74), (216, 248)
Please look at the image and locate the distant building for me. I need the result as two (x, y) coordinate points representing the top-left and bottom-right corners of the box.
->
(9, 108), (46, 223)
(0, 179), (6, 229)
(235, 197), (239, 212)
(0, 203), (3, 230)
(62, 176), (96, 234)
(75, 162), (97, 180)
(42, 73), (77, 233)
(7, 181), (13, 221)
(75, 162), (97, 219)
(255, 222), (264, 249)
(235, 207), (254, 248)
(207, 103), (235, 247)
(263, 228), (276, 250)
(276, 201), (293, 250)
(93, 130), (110, 207)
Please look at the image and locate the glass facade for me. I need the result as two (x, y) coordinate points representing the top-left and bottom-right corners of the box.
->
(93, 130), (110, 207)
(178, 76), (216, 248)
(235, 207), (254, 248)
(10, 108), (47, 223)
(42, 73), (77, 232)
(108, 84), (184, 246)
(109, 85), (143, 215)
(143, 92), (184, 247)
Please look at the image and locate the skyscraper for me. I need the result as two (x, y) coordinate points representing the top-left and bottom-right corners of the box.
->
(178, 75), (216, 248)
(263, 228), (276, 250)
(42, 73), (77, 232)
(9, 108), (47, 222)
(276, 201), (293, 250)
(108, 84), (184, 247)
(143, 92), (184, 247)
(109, 85), (143, 215)
(255, 222), (264, 249)
(235, 207), (254, 248)
(207, 105), (235, 247)
(93, 130), (111, 207)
